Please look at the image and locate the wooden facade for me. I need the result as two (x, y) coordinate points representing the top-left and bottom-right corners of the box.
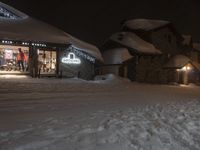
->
(101, 19), (200, 85)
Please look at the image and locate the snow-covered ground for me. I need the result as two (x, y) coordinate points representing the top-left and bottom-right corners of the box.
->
(0, 75), (200, 150)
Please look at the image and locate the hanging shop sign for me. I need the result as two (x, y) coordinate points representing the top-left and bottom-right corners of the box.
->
(61, 52), (81, 64)
(66, 45), (96, 64)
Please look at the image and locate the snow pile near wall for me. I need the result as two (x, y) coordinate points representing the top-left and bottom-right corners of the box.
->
(123, 19), (170, 31)
(103, 48), (132, 64)
(110, 32), (161, 54)
(94, 74), (131, 84)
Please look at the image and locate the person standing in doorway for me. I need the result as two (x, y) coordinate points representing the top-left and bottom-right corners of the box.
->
(17, 48), (25, 71)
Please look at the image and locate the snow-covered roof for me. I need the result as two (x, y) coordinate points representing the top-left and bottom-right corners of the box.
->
(103, 48), (133, 64)
(68, 36), (103, 62)
(110, 32), (161, 54)
(123, 19), (170, 31)
(164, 55), (191, 69)
(164, 55), (200, 70)
(0, 2), (103, 61)
(0, 17), (72, 44)
(0, 2), (69, 44)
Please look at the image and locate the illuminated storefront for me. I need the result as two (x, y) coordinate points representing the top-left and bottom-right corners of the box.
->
(0, 40), (61, 76)
(0, 2), (103, 80)
(0, 45), (29, 73)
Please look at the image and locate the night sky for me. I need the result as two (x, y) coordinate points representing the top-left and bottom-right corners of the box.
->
(1, 0), (200, 46)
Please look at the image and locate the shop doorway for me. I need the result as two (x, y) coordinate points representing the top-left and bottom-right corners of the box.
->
(38, 50), (57, 75)
(0, 45), (29, 74)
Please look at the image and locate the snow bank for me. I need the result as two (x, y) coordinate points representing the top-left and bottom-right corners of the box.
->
(69, 101), (200, 150)
(94, 74), (131, 84)
(1, 78), (200, 150)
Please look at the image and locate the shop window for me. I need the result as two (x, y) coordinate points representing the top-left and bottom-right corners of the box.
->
(0, 46), (29, 72)
(0, 6), (19, 19)
(38, 50), (56, 74)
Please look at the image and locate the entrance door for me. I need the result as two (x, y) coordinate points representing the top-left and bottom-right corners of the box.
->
(38, 50), (57, 75)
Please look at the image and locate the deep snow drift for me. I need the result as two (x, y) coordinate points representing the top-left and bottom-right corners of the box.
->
(0, 75), (200, 150)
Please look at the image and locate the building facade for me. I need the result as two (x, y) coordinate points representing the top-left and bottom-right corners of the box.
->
(101, 19), (200, 84)
(0, 2), (103, 80)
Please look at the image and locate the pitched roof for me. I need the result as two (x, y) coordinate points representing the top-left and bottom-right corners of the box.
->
(164, 55), (190, 69)
(164, 55), (200, 71)
(0, 2), (103, 61)
(110, 32), (161, 54)
(123, 19), (170, 31)
(103, 48), (133, 64)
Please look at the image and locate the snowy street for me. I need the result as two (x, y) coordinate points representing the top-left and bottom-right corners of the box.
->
(0, 76), (200, 150)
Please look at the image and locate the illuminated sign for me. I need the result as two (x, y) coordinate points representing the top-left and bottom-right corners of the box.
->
(66, 45), (96, 63)
(61, 52), (81, 64)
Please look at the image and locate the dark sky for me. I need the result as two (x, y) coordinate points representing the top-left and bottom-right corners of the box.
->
(1, 0), (200, 46)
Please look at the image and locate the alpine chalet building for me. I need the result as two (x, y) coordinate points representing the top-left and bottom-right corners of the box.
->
(0, 2), (103, 80)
